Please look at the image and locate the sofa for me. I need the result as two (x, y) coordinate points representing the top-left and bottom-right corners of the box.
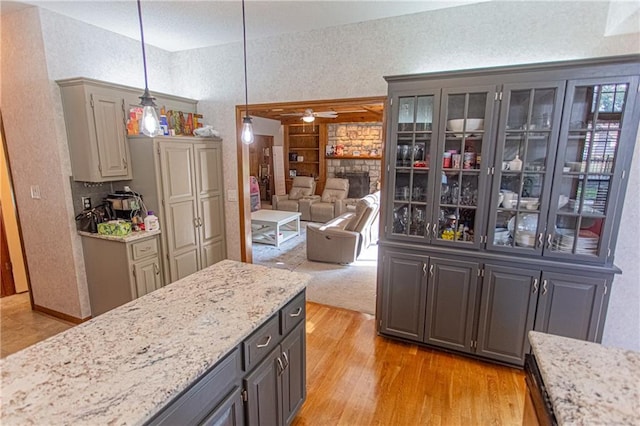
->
(306, 191), (380, 264)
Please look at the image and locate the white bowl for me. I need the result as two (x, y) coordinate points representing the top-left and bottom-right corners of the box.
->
(447, 118), (484, 132)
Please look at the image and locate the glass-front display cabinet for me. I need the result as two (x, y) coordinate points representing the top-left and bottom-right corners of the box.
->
(433, 86), (495, 248)
(389, 92), (439, 240)
(487, 82), (565, 254)
(546, 77), (638, 262)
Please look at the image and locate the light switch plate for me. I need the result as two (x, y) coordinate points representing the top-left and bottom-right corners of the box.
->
(30, 185), (41, 199)
(227, 189), (238, 202)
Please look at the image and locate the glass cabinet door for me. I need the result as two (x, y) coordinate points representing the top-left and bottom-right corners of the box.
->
(389, 93), (439, 240)
(488, 82), (564, 253)
(546, 77), (637, 261)
(433, 86), (496, 248)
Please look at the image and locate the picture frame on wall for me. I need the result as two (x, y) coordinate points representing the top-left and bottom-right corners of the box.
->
(289, 169), (297, 178)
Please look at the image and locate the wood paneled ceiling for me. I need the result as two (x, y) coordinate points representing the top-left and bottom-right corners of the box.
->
(247, 96), (386, 125)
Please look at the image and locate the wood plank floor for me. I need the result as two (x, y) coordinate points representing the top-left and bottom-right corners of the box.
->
(1, 295), (526, 425)
(293, 302), (526, 426)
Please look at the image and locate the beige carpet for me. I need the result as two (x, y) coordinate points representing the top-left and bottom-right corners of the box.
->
(252, 222), (378, 315)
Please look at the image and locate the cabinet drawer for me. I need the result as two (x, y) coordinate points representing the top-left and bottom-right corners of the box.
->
(146, 347), (240, 425)
(280, 291), (306, 335)
(131, 238), (158, 261)
(243, 314), (281, 372)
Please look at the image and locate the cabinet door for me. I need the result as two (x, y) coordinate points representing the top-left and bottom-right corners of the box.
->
(200, 386), (245, 426)
(424, 257), (478, 352)
(476, 265), (539, 365)
(534, 272), (607, 342)
(545, 76), (639, 262)
(91, 92), (131, 179)
(487, 82), (565, 255)
(244, 346), (283, 426)
(280, 322), (306, 425)
(387, 91), (440, 241)
(378, 250), (428, 341)
(159, 142), (200, 281)
(195, 143), (226, 267)
(433, 85), (497, 249)
(132, 258), (162, 298)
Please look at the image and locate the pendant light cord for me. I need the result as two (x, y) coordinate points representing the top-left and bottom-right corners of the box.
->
(137, 0), (150, 91)
(242, 0), (249, 117)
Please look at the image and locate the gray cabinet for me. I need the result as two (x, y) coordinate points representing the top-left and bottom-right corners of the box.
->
(59, 80), (131, 182)
(58, 78), (197, 183)
(534, 272), (608, 342)
(80, 233), (163, 316)
(379, 251), (427, 341)
(378, 56), (640, 366)
(128, 136), (226, 283)
(476, 265), (539, 365)
(147, 290), (306, 426)
(424, 257), (478, 352)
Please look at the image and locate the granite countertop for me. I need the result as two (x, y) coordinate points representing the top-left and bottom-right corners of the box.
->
(0, 260), (310, 425)
(528, 331), (640, 425)
(78, 229), (161, 242)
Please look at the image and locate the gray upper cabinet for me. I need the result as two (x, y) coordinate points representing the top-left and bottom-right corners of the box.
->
(58, 77), (197, 182)
(59, 80), (132, 182)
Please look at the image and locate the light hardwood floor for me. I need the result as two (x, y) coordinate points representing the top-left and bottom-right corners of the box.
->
(1, 295), (526, 424)
(294, 302), (526, 426)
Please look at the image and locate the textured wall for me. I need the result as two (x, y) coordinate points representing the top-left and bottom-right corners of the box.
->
(1, 7), (90, 318)
(170, 1), (640, 349)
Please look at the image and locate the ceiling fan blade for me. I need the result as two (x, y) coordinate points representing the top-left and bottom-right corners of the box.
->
(280, 112), (304, 116)
(315, 112), (338, 118)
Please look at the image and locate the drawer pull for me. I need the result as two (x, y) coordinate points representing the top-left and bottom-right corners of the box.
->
(139, 247), (150, 252)
(289, 307), (302, 317)
(256, 335), (272, 348)
(282, 352), (289, 369)
(276, 356), (285, 375)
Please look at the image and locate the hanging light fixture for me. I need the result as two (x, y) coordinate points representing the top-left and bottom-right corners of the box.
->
(240, 0), (254, 145)
(136, 0), (162, 137)
(302, 109), (316, 123)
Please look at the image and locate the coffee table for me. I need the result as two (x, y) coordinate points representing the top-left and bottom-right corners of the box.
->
(251, 210), (302, 247)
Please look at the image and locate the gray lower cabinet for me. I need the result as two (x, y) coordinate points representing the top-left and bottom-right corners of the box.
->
(146, 290), (306, 426)
(534, 272), (608, 342)
(424, 258), (478, 353)
(379, 252), (427, 341)
(378, 247), (611, 366)
(81, 233), (163, 316)
(475, 265), (539, 365)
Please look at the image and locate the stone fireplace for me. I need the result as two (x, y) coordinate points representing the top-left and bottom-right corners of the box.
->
(326, 123), (382, 195)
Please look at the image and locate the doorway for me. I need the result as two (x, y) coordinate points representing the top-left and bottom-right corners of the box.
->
(249, 135), (274, 205)
(235, 96), (387, 262)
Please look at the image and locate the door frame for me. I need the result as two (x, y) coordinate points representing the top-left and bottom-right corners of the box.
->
(235, 96), (387, 262)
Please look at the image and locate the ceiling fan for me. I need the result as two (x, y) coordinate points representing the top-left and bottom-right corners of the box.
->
(281, 108), (338, 122)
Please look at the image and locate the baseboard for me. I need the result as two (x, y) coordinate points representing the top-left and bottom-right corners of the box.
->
(33, 304), (91, 324)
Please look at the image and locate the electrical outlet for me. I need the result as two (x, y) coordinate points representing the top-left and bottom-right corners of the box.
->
(82, 196), (92, 209)
(30, 185), (41, 199)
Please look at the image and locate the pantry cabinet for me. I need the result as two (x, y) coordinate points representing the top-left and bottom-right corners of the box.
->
(57, 78), (197, 183)
(377, 55), (639, 366)
(128, 136), (226, 283)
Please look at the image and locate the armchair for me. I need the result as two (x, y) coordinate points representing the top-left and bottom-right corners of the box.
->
(308, 178), (350, 223)
(271, 176), (316, 220)
(306, 191), (380, 264)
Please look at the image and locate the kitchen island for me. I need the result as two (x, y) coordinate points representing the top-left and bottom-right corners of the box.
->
(526, 331), (639, 425)
(0, 260), (310, 425)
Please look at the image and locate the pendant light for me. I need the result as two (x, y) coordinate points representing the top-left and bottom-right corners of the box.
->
(137, 0), (162, 137)
(240, 0), (254, 145)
